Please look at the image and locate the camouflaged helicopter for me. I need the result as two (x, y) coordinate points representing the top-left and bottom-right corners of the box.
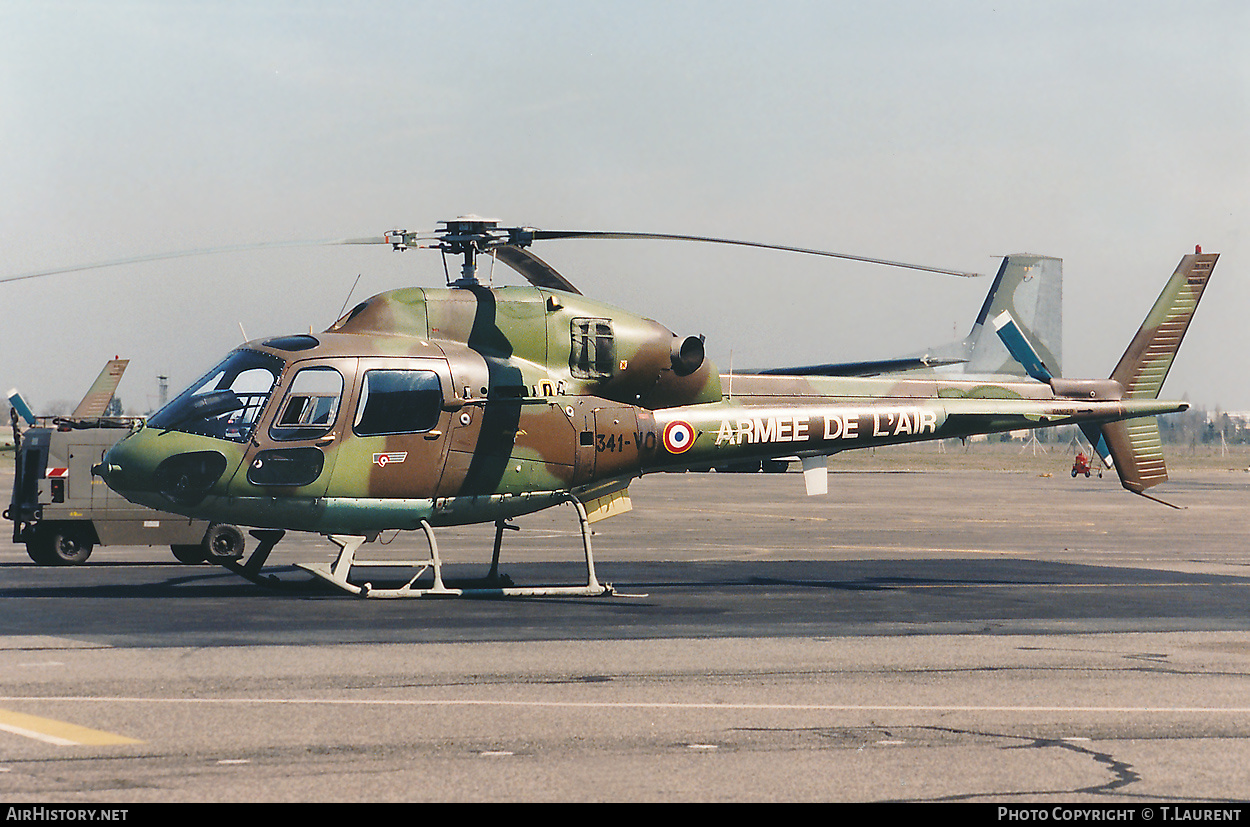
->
(59, 218), (1213, 598)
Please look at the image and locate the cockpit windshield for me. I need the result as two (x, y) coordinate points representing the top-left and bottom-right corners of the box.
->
(148, 350), (283, 443)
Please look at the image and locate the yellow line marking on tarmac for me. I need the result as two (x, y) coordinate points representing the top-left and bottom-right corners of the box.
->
(0, 707), (141, 746)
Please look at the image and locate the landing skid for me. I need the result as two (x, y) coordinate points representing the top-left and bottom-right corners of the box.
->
(218, 529), (288, 587)
(296, 496), (616, 598)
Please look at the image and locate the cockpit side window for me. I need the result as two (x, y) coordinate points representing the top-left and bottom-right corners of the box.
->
(269, 367), (344, 442)
(148, 350), (283, 443)
(353, 370), (442, 436)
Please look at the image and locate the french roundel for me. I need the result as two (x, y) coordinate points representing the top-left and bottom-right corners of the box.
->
(663, 420), (695, 454)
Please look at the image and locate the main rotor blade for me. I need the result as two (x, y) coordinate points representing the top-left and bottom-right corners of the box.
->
(489, 246), (582, 295)
(528, 230), (984, 278)
(0, 236), (398, 285)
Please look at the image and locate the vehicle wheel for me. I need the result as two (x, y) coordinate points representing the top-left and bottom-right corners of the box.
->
(1071, 469), (1078, 477)
(35, 526), (94, 565)
(1084, 471), (1091, 478)
(171, 544), (208, 564)
(204, 524), (245, 561)
(25, 537), (56, 565)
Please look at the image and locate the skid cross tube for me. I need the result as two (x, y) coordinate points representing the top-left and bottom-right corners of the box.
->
(295, 495), (614, 598)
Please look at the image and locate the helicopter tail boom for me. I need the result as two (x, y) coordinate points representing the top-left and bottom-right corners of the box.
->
(652, 251), (1214, 494)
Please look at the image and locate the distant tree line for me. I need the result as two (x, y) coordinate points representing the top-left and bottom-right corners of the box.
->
(995, 408), (1250, 448)
(1157, 407), (1250, 447)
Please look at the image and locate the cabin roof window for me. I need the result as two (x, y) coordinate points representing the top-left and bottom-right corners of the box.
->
(262, 334), (320, 352)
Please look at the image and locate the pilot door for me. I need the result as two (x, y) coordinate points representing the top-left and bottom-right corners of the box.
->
(228, 360), (352, 500)
(325, 358), (456, 500)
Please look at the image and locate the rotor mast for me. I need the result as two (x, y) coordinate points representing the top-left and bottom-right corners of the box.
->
(428, 216), (535, 287)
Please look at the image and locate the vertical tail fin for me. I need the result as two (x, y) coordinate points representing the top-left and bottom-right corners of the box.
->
(964, 254), (1063, 377)
(1110, 253), (1217, 399)
(1089, 252), (1218, 496)
(1084, 418), (1170, 495)
(71, 359), (129, 419)
(753, 252), (1062, 379)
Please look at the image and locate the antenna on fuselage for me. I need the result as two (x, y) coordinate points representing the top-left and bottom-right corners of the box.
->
(338, 274), (362, 318)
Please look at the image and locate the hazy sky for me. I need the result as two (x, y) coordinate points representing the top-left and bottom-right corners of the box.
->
(2, 1), (1246, 414)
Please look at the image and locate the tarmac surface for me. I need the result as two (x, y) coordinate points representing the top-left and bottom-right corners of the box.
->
(2, 448), (1250, 803)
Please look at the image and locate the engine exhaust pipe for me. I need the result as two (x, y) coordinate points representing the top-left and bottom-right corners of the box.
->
(670, 335), (705, 377)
